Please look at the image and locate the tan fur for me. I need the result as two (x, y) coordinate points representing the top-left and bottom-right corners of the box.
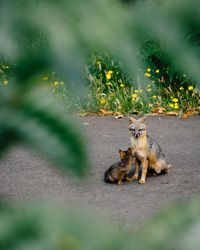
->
(129, 117), (171, 184)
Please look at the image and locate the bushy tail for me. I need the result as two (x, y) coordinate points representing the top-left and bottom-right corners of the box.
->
(163, 163), (172, 174)
(167, 164), (172, 169)
(104, 171), (115, 183)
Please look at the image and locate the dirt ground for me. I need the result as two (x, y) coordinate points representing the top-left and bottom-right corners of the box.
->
(0, 115), (200, 229)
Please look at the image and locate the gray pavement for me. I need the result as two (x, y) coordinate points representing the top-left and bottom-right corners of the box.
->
(0, 115), (200, 228)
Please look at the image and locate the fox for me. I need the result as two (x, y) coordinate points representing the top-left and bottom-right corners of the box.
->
(128, 116), (171, 184)
(104, 147), (134, 185)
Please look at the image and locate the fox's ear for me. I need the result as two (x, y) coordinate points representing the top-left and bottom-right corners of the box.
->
(127, 147), (132, 154)
(139, 116), (146, 124)
(119, 150), (125, 159)
(129, 116), (136, 124)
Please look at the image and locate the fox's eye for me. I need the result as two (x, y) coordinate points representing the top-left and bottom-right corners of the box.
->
(139, 129), (144, 132)
(130, 128), (135, 132)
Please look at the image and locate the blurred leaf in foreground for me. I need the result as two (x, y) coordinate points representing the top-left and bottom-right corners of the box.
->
(0, 198), (200, 250)
(0, 82), (88, 176)
(125, 198), (200, 250)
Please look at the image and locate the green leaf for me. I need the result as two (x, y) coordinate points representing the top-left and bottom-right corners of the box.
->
(1, 199), (200, 250)
(0, 126), (18, 158)
(0, 202), (121, 250)
(15, 95), (88, 176)
(124, 198), (200, 250)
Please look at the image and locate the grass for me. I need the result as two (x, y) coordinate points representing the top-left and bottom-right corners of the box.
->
(1, 56), (200, 116)
(84, 54), (200, 115)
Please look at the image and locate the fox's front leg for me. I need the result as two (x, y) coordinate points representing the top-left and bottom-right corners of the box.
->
(133, 159), (140, 180)
(139, 159), (148, 184)
(118, 172), (125, 185)
(126, 160), (140, 182)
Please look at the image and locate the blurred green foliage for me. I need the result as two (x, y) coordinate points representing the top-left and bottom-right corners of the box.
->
(0, 0), (200, 249)
(0, 0), (92, 175)
(2, 0), (199, 116)
(72, 0), (200, 114)
(0, 199), (200, 250)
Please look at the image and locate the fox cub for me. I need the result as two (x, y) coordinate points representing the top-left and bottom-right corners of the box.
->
(104, 148), (133, 185)
(128, 116), (171, 184)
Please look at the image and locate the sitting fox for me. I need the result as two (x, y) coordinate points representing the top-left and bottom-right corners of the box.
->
(128, 116), (171, 184)
(104, 148), (133, 185)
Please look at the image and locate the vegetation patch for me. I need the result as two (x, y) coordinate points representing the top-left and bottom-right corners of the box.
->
(1, 56), (199, 117)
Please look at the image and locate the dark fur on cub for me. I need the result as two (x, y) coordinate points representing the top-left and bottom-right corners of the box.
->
(104, 148), (133, 185)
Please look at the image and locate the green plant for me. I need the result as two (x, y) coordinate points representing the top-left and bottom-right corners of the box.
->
(84, 58), (200, 115)
(0, 198), (200, 250)
(0, 0), (94, 175)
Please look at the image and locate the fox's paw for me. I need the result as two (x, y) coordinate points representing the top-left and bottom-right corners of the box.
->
(133, 174), (139, 180)
(155, 168), (161, 174)
(139, 178), (146, 184)
(118, 181), (123, 185)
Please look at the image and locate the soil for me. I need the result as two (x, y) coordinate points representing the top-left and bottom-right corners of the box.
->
(0, 115), (200, 229)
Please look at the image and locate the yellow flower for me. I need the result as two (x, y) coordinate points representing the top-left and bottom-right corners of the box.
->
(147, 88), (152, 92)
(145, 73), (151, 77)
(147, 84), (151, 87)
(179, 86), (184, 91)
(152, 95), (157, 99)
(172, 98), (178, 103)
(132, 93), (139, 102)
(42, 76), (49, 81)
(100, 98), (107, 105)
(132, 93), (138, 99)
(105, 73), (111, 80)
(139, 89), (143, 93)
(169, 103), (174, 108)
(54, 81), (59, 85)
(59, 81), (64, 85)
(106, 70), (113, 80)
(3, 80), (8, 85)
(174, 104), (179, 109)
(188, 86), (193, 91)
(134, 90), (139, 93)
(147, 68), (151, 72)
(155, 69), (159, 73)
(120, 84), (125, 88)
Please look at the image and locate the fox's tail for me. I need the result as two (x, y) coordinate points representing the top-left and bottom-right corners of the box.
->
(167, 164), (172, 169)
(164, 163), (172, 174)
(104, 171), (115, 183)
